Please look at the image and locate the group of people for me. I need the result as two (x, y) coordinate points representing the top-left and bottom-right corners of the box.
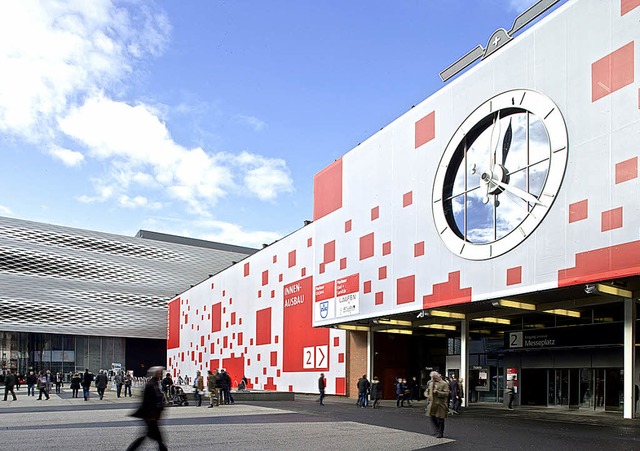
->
(313, 371), (463, 439)
(354, 374), (382, 408)
(160, 368), (242, 407)
(2, 368), (135, 402)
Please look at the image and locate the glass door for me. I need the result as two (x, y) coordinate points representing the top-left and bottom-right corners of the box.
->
(548, 369), (569, 407)
(579, 368), (593, 409)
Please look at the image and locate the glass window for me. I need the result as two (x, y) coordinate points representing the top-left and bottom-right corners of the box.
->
(445, 111), (551, 244)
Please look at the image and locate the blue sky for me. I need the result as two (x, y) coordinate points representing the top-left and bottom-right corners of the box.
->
(0, 0), (566, 247)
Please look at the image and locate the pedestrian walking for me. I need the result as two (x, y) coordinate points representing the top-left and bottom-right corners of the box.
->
(37, 371), (50, 400)
(370, 376), (382, 408)
(126, 366), (168, 451)
(505, 378), (515, 410)
(221, 369), (234, 404)
(3, 370), (17, 401)
(95, 370), (108, 400)
(318, 373), (326, 406)
(124, 371), (133, 397)
(449, 374), (461, 413)
(54, 372), (63, 394)
(82, 368), (93, 401)
(207, 370), (219, 407)
(357, 374), (370, 408)
(425, 371), (450, 438)
(193, 370), (203, 406)
(26, 370), (36, 396)
(70, 372), (81, 398)
(115, 370), (124, 398)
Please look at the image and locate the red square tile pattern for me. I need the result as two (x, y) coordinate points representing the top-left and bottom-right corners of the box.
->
(422, 271), (472, 309)
(591, 42), (634, 102)
(371, 206), (379, 221)
(396, 275), (415, 305)
(313, 157), (343, 220)
(569, 200), (588, 223)
(415, 111), (436, 148)
(506, 266), (522, 286)
(615, 156), (637, 184)
(360, 233), (375, 260)
(403, 191), (413, 207)
(414, 241), (425, 257)
(324, 240), (336, 264)
(558, 239), (640, 286)
(255, 308), (272, 345)
(621, 0), (640, 15)
(601, 207), (623, 231)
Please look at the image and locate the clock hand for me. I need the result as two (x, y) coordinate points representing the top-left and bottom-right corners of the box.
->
(493, 179), (547, 207)
(489, 111), (501, 168)
(501, 118), (512, 166)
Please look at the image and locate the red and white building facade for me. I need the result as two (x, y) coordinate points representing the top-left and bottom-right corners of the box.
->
(168, 1), (640, 418)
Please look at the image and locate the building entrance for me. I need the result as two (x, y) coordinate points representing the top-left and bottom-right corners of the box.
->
(522, 367), (623, 411)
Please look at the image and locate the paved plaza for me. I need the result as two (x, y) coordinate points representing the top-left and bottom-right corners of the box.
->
(1, 387), (639, 450)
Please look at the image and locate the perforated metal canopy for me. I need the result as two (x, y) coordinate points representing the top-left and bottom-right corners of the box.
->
(0, 216), (256, 339)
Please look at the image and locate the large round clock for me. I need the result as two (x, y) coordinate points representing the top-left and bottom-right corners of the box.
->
(432, 89), (568, 260)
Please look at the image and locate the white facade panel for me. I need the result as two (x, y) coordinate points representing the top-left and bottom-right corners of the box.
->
(312, 0), (640, 325)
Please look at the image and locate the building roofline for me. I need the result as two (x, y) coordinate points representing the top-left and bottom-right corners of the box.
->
(135, 229), (257, 255)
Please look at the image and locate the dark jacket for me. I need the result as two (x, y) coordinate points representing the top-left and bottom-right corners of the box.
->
(82, 371), (94, 388)
(370, 380), (381, 399)
(132, 377), (164, 421)
(357, 377), (370, 392)
(318, 376), (326, 391)
(70, 375), (81, 390)
(4, 373), (16, 388)
(95, 373), (108, 389)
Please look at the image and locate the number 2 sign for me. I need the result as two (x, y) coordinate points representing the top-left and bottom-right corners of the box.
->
(303, 345), (328, 369)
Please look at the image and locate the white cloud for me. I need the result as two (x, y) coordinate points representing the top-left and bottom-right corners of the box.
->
(0, 205), (13, 216)
(59, 96), (294, 213)
(48, 146), (84, 167)
(0, 0), (294, 221)
(235, 114), (267, 132)
(118, 195), (162, 209)
(233, 151), (294, 201)
(0, 0), (169, 140)
(142, 217), (282, 249)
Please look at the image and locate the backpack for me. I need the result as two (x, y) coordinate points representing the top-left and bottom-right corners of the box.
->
(38, 375), (47, 388)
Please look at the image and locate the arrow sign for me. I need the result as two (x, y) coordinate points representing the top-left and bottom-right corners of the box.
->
(315, 345), (328, 369)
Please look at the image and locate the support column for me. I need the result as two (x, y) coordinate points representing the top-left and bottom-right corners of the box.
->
(461, 318), (469, 408)
(623, 297), (636, 419)
(367, 330), (373, 378)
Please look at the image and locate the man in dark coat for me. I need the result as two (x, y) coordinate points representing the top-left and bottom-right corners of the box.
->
(357, 375), (370, 408)
(81, 369), (93, 401)
(3, 371), (17, 401)
(370, 376), (382, 408)
(318, 373), (326, 406)
(127, 366), (167, 451)
(95, 370), (108, 400)
(449, 375), (461, 413)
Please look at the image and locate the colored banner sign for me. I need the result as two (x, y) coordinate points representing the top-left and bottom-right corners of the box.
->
(314, 281), (336, 322)
(283, 276), (330, 372)
(336, 273), (359, 317)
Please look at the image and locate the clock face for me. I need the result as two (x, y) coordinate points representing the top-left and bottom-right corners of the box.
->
(432, 89), (568, 260)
